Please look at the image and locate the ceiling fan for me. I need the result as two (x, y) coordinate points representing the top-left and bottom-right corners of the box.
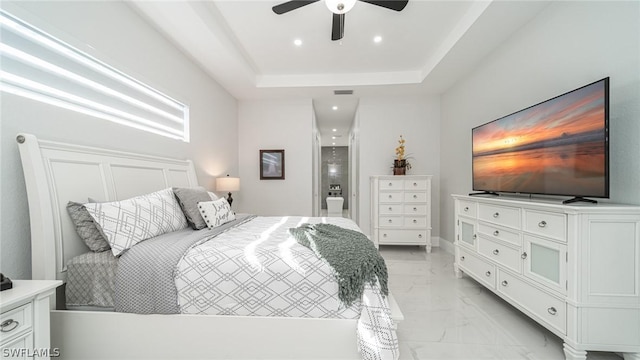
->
(272, 0), (409, 41)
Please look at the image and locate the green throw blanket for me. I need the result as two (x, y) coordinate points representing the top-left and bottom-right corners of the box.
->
(288, 223), (388, 307)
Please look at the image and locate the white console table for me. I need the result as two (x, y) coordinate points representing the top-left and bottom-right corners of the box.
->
(452, 194), (640, 360)
(0, 280), (62, 359)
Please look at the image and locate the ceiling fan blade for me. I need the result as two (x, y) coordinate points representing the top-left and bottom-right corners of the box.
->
(272, 0), (320, 15)
(331, 13), (345, 41)
(359, 0), (409, 12)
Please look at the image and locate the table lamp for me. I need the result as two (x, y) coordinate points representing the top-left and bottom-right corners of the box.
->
(216, 175), (240, 207)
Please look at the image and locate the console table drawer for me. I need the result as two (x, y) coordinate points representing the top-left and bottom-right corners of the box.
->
(458, 248), (496, 290)
(498, 271), (566, 335)
(478, 237), (521, 273)
(524, 210), (566, 242)
(479, 204), (521, 229)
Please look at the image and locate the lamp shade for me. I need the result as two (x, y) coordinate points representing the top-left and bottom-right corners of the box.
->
(216, 176), (240, 192)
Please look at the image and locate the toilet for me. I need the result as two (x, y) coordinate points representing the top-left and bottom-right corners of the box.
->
(326, 197), (344, 217)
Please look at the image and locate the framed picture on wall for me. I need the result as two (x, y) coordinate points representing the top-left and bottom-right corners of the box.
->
(260, 149), (285, 180)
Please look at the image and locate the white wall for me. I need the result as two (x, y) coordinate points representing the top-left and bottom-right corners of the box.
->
(236, 99), (314, 216)
(439, 1), (640, 244)
(357, 95), (441, 238)
(0, 1), (238, 279)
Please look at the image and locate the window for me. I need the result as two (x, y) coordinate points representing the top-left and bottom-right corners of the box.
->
(0, 10), (189, 142)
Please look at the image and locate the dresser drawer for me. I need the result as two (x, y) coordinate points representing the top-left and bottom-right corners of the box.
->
(379, 179), (404, 190)
(404, 216), (427, 227)
(524, 210), (566, 242)
(458, 248), (496, 290)
(404, 179), (428, 190)
(498, 271), (566, 335)
(404, 204), (427, 215)
(478, 237), (521, 273)
(379, 204), (402, 215)
(478, 222), (521, 246)
(478, 203), (521, 230)
(0, 332), (34, 359)
(379, 229), (427, 245)
(379, 216), (403, 227)
(404, 192), (427, 203)
(0, 303), (33, 345)
(380, 191), (403, 203)
(458, 200), (478, 218)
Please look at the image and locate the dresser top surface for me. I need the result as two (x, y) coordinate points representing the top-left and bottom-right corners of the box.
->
(452, 194), (640, 212)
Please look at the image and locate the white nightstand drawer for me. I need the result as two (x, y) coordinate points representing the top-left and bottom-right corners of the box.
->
(478, 203), (521, 229)
(379, 204), (402, 215)
(0, 332), (34, 359)
(379, 216), (403, 227)
(404, 204), (427, 215)
(380, 192), (403, 203)
(379, 179), (404, 190)
(379, 229), (427, 245)
(404, 192), (427, 203)
(0, 303), (32, 345)
(524, 210), (566, 242)
(404, 179), (428, 190)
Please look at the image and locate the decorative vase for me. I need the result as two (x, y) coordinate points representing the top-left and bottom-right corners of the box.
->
(393, 159), (406, 175)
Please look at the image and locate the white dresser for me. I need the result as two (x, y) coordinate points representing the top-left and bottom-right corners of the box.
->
(0, 280), (62, 359)
(452, 194), (640, 360)
(370, 175), (432, 252)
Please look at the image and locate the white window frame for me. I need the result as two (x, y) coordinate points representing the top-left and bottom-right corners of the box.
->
(0, 10), (190, 142)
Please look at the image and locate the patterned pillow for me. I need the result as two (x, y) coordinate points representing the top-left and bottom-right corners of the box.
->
(172, 187), (211, 230)
(84, 188), (188, 256)
(197, 198), (236, 229)
(66, 201), (111, 252)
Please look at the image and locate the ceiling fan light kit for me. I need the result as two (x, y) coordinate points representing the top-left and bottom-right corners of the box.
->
(272, 0), (408, 41)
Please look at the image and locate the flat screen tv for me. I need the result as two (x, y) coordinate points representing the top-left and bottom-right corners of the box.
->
(471, 77), (609, 204)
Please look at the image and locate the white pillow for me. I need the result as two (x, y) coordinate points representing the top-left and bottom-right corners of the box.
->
(208, 191), (219, 200)
(84, 188), (188, 256)
(198, 198), (236, 229)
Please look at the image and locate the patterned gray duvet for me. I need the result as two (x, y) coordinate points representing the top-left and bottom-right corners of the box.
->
(68, 215), (398, 360)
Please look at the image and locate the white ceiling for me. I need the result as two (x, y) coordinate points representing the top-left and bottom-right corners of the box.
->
(128, 0), (550, 146)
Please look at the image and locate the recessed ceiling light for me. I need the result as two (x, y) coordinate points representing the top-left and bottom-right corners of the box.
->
(293, 39), (302, 46)
(332, 128), (337, 132)
(373, 35), (383, 43)
(332, 136), (336, 139)
(332, 142), (336, 145)
(332, 106), (338, 110)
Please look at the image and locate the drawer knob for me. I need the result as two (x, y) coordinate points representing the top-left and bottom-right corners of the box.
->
(388, 182), (393, 186)
(472, 234), (477, 240)
(388, 219), (393, 223)
(413, 182), (417, 186)
(521, 252), (528, 260)
(413, 207), (417, 211)
(0, 319), (19, 333)
(485, 271), (491, 277)
(413, 195), (418, 199)
(389, 207), (393, 211)
(418, 234), (423, 238)
(538, 220), (547, 228)
(547, 307), (557, 316)
(460, 256), (465, 261)
(493, 212), (500, 218)
(413, 219), (417, 224)
(464, 206), (469, 212)
(501, 280), (508, 287)
(493, 230), (500, 236)
(493, 249), (500, 255)
(388, 195), (392, 199)
(383, 233), (387, 237)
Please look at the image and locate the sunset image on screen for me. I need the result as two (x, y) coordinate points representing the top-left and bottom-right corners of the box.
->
(472, 80), (607, 197)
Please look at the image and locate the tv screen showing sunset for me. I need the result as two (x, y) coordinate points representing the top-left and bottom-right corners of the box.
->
(472, 79), (608, 197)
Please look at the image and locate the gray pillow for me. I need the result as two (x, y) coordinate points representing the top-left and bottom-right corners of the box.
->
(173, 187), (212, 230)
(66, 201), (111, 252)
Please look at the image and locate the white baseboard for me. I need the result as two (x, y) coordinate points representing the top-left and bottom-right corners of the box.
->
(437, 237), (455, 254)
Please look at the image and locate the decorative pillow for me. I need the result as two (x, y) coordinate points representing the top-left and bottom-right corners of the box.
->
(66, 201), (111, 252)
(197, 198), (236, 229)
(208, 191), (219, 201)
(84, 188), (188, 256)
(172, 187), (211, 230)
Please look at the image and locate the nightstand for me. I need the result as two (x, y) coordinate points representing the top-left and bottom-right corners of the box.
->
(0, 280), (62, 359)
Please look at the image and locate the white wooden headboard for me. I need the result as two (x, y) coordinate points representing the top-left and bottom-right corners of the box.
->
(16, 133), (199, 281)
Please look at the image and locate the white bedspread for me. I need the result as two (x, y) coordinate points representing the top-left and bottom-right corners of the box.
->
(175, 216), (399, 360)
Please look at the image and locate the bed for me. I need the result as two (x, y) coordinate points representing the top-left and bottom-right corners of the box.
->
(16, 133), (403, 360)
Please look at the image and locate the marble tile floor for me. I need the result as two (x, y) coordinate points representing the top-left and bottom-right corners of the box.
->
(378, 245), (623, 360)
